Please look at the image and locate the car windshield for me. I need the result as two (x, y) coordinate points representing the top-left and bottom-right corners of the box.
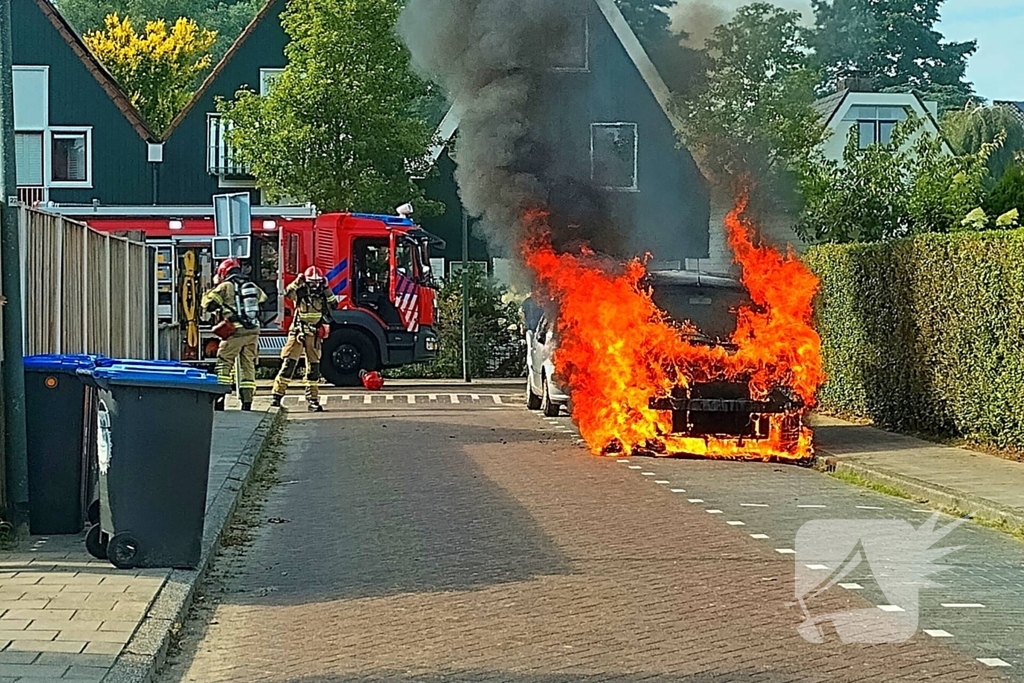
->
(649, 272), (750, 342)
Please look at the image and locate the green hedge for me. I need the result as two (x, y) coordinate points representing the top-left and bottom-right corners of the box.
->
(805, 229), (1024, 450)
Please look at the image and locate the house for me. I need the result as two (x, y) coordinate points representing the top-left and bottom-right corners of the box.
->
(419, 0), (712, 276)
(814, 81), (947, 162)
(157, 0), (289, 205)
(10, 0), (160, 207)
(994, 101), (1024, 128)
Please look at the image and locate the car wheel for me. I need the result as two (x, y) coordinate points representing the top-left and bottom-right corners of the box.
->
(527, 375), (542, 410)
(541, 376), (560, 417)
(322, 329), (379, 387)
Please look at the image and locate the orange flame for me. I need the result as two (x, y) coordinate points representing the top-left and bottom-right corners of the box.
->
(523, 194), (825, 461)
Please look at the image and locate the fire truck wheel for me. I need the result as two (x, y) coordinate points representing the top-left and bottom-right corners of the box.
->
(107, 533), (140, 570)
(85, 524), (109, 560)
(527, 377), (542, 410)
(323, 329), (379, 387)
(542, 378), (560, 417)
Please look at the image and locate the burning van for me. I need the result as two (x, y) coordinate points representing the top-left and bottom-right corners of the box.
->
(644, 271), (805, 458)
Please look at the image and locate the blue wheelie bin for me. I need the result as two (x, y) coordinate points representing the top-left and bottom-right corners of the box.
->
(23, 354), (107, 534)
(78, 363), (230, 569)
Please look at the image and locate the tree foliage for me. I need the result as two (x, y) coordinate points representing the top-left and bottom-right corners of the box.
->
(797, 117), (994, 243)
(614, 0), (676, 49)
(219, 0), (435, 214)
(59, 0), (261, 58)
(84, 14), (216, 134)
(985, 165), (1024, 219)
(942, 105), (1024, 182)
(674, 3), (825, 193)
(810, 0), (977, 111)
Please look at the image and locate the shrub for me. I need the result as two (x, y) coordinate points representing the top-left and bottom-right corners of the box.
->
(984, 164), (1024, 219)
(805, 229), (1024, 450)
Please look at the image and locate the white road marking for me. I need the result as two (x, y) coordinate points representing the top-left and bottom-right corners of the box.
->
(856, 506), (884, 510)
(628, 466), (642, 470)
(912, 509), (933, 513)
(877, 605), (905, 612)
(492, 395), (503, 404)
(429, 394), (437, 401)
(450, 394), (460, 404)
(363, 395), (372, 405)
(407, 395), (416, 404)
(687, 499), (704, 504)
(617, 459), (630, 463)
(471, 394), (480, 400)
(726, 521), (745, 526)
(740, 503), (769, 508)
(654, 480), (670, 484)
(320, 396), (330, 405)
(641, 472), (656, 476)
(386, 395), (394, 402)
(805, 564), (829, 571)
(839, 583), (864, 590)
(941, 603), (986, 608)
(977, 658), (1011, 668)
(750, 534), (769, 540)
(706, 509), (723, 514)
(669, 488), (686, 493)
(775, 548), (796, 554)
(924, 629), (953, 638)
(798, 505), (827, 509)
(342, 395), (351, 401)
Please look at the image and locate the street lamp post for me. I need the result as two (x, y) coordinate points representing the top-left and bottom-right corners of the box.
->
(461, 209), (470, 384)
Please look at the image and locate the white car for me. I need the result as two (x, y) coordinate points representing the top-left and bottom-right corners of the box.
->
(526, 314), (570, 416)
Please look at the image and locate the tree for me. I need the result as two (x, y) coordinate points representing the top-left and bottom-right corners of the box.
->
(58, 0), (261, 58)
(674, 3), (825, 194)
(614, 0), (676, 49)
(219, 0), (435, 213)
(797, 117), (994, 243)
(810, 0), (977, 111)
(942, 105), (1024, 183)
(84, 14), (216, 134)
(984, 165), (1024, 220)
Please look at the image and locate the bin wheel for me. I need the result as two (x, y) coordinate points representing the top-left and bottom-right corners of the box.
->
(85, 524), (109, 560)
(87, 499), (100, 526)
(107, 533), (140, 570)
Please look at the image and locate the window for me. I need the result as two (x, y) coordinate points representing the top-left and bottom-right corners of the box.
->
(845, 105), (908, 149)
(12, 66), (47, 130)
(260, 68), (284, 96)
(591, 123), (638, 190)
(551, 16), (588, 71)
(15, 132), (43, 186)
(285, 233), (300, 275)
(51, 130), (90, 183)
(207, 114), (250, 177)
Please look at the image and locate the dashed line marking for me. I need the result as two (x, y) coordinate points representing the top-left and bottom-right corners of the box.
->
(941, 603), (985, 608)
(363, 395), (372, 405)
(320, 396), (330, 406)
(617, 459), (630, 463)
(407, 395), (416, 404)
(977, 658), (1011, 668)
(342, 395), (351, 401)
(877, 605), (905, 613)
(726, 521), (745, 526)
(654, 480), (670, 485)
(797, 505), (827, 509)
(669, 488), (686, 493)
(628, 466), (642, 470)
(750, 534), (769, 540)
(385, 395), (394, 402)
(924, 629), (953, 638)
(450, 394), (460, 404)
(912, 509), (933, 513)
(775, 548), (796, 555)
(706, 509), (723, 514)
(740, 503), (769, 508)
(856, 506), (884, 510)
(428, 394), (437, 401)
(805, 564), (829, 571)
(492, 395), (503, 404)
(471, 394), (480, 401)
(687, 499), (704, 504)
(640, 472), (656, 476)
(839, 583), (863, 590)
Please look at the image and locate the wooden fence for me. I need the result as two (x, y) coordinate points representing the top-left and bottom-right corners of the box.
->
(19, 207), (156, 358)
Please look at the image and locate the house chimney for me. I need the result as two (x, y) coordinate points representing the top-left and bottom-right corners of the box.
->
(836, 70), (874, 93)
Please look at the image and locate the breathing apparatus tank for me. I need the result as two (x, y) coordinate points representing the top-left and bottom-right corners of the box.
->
(236, 281), (262, 329)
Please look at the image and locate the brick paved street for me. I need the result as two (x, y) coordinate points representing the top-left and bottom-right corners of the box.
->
(159, 397), (1021, 682)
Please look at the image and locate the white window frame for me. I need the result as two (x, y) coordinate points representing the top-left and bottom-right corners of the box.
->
(12, 65), (49, 131)
(550, 16), (589, 73)
(48, 126), (93, 188)
(14, 131), (45, 187)
(259, 68), (285, 96)
(590, 122), (639, 192)
(207, 113), (255, 186)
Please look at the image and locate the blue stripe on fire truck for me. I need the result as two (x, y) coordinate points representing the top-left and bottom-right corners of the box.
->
(328, 259), (349, 295)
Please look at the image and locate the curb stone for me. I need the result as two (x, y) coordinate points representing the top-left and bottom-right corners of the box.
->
(815, 452), (1024, 530)
(103, 407), (287, 683)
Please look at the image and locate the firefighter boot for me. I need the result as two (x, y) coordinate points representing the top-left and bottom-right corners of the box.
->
(307, 400), (324, 413)
(271, 395), (283, 408)
(241, 402), (253, 411)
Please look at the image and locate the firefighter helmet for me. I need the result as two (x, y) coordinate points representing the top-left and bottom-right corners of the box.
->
(303, 266), (326, 285)
(360, 369), (384, 391)
(216, 258), (242, 283)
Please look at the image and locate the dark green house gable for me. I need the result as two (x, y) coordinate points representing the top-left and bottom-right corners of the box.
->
(11, 0), (158, 206)
(157, 0), (289, 206)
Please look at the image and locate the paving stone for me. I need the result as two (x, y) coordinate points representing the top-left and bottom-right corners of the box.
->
(34, 652), (116, 668)
(2, 610), (75, 622)
(0, 664), (68, 678)
(56, 629), (130, 644)
(0, 600), (48, 611)
(0, 649), (39, 664)
(62, 665), (108, 681)
(98, 620), (138, 633)
(82, 641), (123, 656)
(7, 640), (86, 654)
(0, 629), (57, 640)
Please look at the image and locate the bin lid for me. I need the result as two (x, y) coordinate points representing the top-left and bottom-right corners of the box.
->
(87, 364), (229, 393)
(24, 354), (107, 375)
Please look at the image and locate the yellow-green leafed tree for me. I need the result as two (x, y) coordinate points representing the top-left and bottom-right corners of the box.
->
(85, 14), (216, 134)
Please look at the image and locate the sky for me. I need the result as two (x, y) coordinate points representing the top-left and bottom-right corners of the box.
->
(668, 0), (1024, 103)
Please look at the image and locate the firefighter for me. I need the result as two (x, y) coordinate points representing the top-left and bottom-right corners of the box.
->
(271, 266), (339, 411)
(202, 258), (267, 410)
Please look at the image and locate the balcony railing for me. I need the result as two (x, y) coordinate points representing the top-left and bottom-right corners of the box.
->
(207, 114), (251, 177)
(17, 186), (46, 206)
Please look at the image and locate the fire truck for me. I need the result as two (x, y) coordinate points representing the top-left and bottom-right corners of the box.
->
(53, 204), (443, 386)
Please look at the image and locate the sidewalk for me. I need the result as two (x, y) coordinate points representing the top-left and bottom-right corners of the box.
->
(811, 414), (1024, 527)
(0, 408), (283, 683)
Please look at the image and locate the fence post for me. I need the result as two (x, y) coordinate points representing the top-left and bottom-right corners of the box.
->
(82, 225), (88, 351)
(54, 218), (63, 353)
(105, 237), (111, 356)
(124, 239), (130, 357)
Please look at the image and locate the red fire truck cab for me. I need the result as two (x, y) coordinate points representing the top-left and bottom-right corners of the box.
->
(59, 205), (442, 386)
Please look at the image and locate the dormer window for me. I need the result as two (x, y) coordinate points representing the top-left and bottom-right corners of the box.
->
(844, 106), (908, 149)
(551, 16), (589, 72)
